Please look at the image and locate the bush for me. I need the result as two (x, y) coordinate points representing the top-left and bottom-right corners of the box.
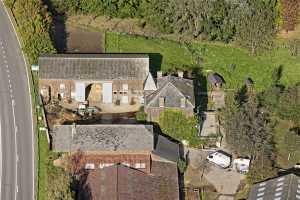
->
(135, 106), (146, 122)
(5, 0), (56, 64)
(158, 109), (202, 147)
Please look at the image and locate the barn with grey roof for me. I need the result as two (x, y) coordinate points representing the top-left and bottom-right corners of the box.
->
(51, 124), (180, 162)
(38, 54), (155, 105)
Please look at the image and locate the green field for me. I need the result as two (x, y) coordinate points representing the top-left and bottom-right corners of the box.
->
(105, 32), (195, 73)
(105, 32), (300, 90)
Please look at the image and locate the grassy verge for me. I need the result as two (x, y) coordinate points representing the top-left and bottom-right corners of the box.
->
(105, 32), (300, 91)
(31, 73), (48, 200)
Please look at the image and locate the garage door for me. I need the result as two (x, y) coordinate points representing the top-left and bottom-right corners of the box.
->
(75, 82), (85, 102)
(121, 96), (129, 104)
(102, 82), (112, 103)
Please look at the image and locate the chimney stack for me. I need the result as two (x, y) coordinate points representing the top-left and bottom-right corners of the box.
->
(157, 71), (163, 78)
(178, 71), (184, 78)
(159, 97), (165, 108)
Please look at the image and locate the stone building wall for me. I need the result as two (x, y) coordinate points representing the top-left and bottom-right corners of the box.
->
(39, 79), (145, 104)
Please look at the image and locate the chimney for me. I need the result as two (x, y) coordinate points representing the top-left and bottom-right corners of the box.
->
(157, 71), (163, 78)
(180, 97), (186, 108)
(72, 123), (76, 138)
(178, 71), (184, 78)
(159, 97), (165, 108)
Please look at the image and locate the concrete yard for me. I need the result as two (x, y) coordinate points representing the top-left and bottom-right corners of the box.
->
(184, 148), (245, 200)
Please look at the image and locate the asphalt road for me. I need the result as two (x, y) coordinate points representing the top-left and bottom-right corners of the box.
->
(0, 2), (35, 200)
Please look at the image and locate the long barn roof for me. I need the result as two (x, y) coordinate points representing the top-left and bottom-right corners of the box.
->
(38, 54), (149, 81)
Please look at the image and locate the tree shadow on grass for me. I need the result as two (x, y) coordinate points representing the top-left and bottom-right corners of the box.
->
(149, 53), (162, 75)
(193, 68), (208, 112)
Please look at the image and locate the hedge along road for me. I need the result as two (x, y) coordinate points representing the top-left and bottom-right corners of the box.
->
(0, 2), (35, 200)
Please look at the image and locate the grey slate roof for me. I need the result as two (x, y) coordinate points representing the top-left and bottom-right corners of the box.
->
(145, 75), (195, 108)
(248, 173), (300, 200)
(52, 124), (154, 152)
(39, 54), (149, 81)
(207, 73), (224, 84)
(52, 124), (180, 162)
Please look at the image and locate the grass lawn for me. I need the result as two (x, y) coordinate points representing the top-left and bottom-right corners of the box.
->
(105, 32), (300, 91)
(105, 32), (195, 73)
(273, 118), (300, 168)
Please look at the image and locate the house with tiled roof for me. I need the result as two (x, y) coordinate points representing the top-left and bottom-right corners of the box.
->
(78, 161), (180, 200)
(144, 71), (195, 121)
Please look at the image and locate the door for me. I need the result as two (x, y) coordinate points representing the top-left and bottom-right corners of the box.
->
(75, 82), (85, 102)
(102, 82), (112, 103)
(121, 95), (129, 104)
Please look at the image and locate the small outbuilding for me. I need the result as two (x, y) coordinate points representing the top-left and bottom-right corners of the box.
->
(207, 73), (225, 87)
(245, 77), (254, 88)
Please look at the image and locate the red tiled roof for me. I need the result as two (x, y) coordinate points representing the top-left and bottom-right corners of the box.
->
(79, 161), (179, 200)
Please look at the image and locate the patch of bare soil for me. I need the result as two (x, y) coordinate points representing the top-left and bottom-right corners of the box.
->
(52, 16), (104, 53)
(66, 26), (103, 53)
(278, 29), (297, 39)
(44, 101), (81, 129)
(44, 100), (138, 130)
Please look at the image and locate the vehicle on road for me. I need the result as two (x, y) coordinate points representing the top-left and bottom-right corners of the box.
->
(206, 151), (231, 168)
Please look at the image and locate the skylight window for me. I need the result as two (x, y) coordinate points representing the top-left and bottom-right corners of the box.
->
(257, 192), (265, 197)
(275, 192), (282, 197)
(277, 177), (285, 182)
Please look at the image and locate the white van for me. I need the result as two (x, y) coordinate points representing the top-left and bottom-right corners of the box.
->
(207, 151), (231, 168)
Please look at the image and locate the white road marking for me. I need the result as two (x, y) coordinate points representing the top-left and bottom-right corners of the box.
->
(11, 100), (18, 200)
(0, 117), (2, 199)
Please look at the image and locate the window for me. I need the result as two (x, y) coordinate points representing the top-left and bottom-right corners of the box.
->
(135, 163), (146, 169)
(122, 84), (128, 91)
(277, 177), (285, 182)
(259, 182), (267, 186)
(276, 182), (284, 187)
(60, 83), (65, 90)
(104, 163), (114, 167)
(122, 162), (130, 167)
(275, 192), (282, 197)
(99, 163), (105, 169)
(85, 163), (95, 170)
(140, 163), (146, 168)
(257, 192), (264, 197)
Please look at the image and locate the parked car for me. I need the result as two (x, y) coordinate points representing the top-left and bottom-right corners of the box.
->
(206, 151), (231, 168)
(233, 158), (251, 174)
